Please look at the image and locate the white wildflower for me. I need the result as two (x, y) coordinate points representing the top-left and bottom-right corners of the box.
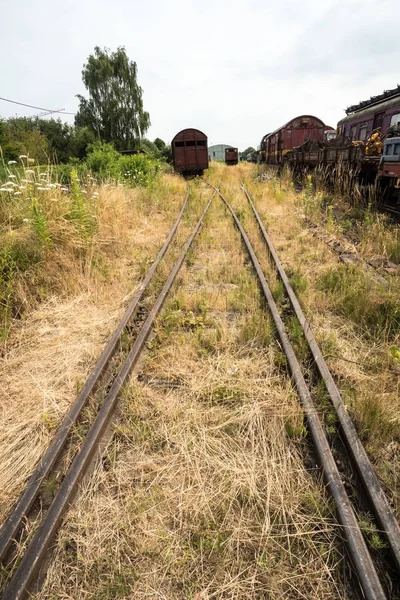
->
(37, 187), (47, 191)
(0, 188), (10, 192)
(19, 155), (28, 159)
(8, 160), (17, 165)
(61, 187), (69, 192)
(14, 192), (22, 196)
(8, 174), (17, 178)
(19, 186), (27, 190)
(26, 170), (35, 174)
(23, 218), (30, 223)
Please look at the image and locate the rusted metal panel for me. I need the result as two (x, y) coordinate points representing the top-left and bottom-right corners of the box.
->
(171, 128), (209, 175)
(264, 115), (325, 165)
(338, 96), (400, 140)
(225, 147), (238, 165)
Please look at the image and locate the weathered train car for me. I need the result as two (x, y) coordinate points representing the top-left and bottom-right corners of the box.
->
(262, 116), (325, 165)
(324, 126), (337, 142)
(225, 147), (238, 165)
(171, 128), (208, 175)
(337, 85), (400, 141)
(286, 137), (380, 183)
(258, 133), (271, 162)
(378, 134), (400, 207)
(286, 138), (366, 169)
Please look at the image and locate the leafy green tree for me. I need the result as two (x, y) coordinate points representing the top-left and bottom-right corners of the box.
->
(240, 146), (255, 160)
(0, 117), (95, 164)
(75, 46), (150, 150)
(153, 138), (166, 153)
(140, 139), (160, 156)
(69, 126), (96, 160)
(2, 118), (49, 164)
(36, 119), (71, 162)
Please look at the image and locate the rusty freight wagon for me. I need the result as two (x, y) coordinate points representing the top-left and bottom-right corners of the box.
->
(225, 147), (238, 165)
(171, 128), (209, 175)
(262, 115), (325, 165)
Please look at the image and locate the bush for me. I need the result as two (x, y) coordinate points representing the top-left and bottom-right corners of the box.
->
(85, 143), (120, 178)
(85, 142), (159, 185)
(117, 153), (159, 185)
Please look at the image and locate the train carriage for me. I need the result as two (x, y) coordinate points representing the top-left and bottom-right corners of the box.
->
(263, 115), (325, 165)
(171, 128), (208, 176)
(225, 147), (238, 165)
(337, 86), (400, 142)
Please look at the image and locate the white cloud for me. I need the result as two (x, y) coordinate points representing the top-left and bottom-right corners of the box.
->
(0, 0), (397, 150)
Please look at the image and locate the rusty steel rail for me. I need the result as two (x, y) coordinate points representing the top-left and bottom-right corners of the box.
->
(1, 194), (213, 600)
(241, 181), (400, 573)
(0, 188), (190, 562)
(206, 182), (386, 600)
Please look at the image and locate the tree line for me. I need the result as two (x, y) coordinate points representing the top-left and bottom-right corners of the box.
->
(0, 46), (170, 168)
(0, 117), (170, 165)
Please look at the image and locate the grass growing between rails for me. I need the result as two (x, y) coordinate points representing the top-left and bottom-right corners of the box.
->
(249, 166), (400, 517)
(0, 170), (193, 521)
(33, 178), (348, 600)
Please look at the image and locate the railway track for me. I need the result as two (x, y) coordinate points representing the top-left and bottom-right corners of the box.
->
(380, 204), (400, 221)
(1, 175), (399, 598)
(204, 179), (400, 600)
(0, 188), (214, 599)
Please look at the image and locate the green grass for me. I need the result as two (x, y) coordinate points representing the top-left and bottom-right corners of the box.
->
(238, 310), (273, 347)
(317, 264), (400, 339)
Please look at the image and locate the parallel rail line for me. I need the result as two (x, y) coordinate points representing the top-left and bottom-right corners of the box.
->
(206, 180), (398, 600)
(1, 175), (399, 599)
(240, 181), (400, 573)
(0, 189), (213, 599)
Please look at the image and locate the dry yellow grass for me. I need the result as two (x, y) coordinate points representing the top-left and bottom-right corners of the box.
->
(33, 174), (349, 599)
(0, 174), (191, 520)
(234, 165), (400, 516)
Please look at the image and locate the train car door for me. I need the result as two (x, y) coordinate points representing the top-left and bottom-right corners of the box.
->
(373, 112), (384, 131)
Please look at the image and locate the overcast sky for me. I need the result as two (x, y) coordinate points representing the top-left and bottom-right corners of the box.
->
(0, 0), (398, 150)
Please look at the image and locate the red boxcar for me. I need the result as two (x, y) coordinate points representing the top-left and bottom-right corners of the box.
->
(225, 147), (238, 165)
(171, 128), (209, 175)
(263, 115), (325, 165)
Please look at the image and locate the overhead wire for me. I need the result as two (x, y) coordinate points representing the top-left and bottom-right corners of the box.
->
(0, 96), (75, 115)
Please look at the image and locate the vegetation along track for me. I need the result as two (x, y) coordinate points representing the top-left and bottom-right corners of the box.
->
(1, 168), (399, 599)
(21, 177), (357, 599)
(205, 178), (400, 600)
(0, 187), (214, 599)
(240, 180), (400, 569)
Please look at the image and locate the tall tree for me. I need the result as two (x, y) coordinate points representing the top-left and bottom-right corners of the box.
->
(75, 46), (150, 150)
(240, 146), (255, 160)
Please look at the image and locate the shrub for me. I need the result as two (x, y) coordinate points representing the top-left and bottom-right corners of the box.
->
(85, 142), (159, 186)
(68, 169), (97, 240)
(31, 199), (52, 250)
(117, 153), (159, 186)
(85, 143), (120, 179)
